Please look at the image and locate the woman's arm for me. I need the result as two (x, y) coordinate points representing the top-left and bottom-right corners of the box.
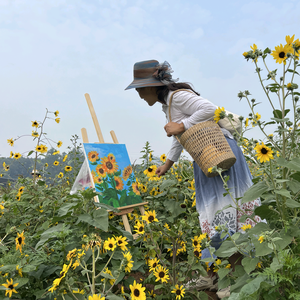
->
(156, 159), (174, 176)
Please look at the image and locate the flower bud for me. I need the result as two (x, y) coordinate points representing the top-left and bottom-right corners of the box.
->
(239, 116), (244, 121)
(251, 99), (255, 103)
(237, 92), (244, 99)
(286, 121), (293, 127)
(245, 90), (250, 95)
(249, 113), (252, 117)
(297, 108), (300, 114)
(295, 96), (299, 102)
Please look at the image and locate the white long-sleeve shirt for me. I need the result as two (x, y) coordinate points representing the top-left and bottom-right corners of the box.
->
(162, 90), (231, 162)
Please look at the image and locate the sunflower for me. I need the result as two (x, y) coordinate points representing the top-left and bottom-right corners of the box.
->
(67, 248), (77, 261)
(5, 165), (10, 171)
(132, 182), (140, 195)
(31, 120), (39, 128)
(114, 176), (124, 190)
(115, 236), (128, 251)
(214, 106), (225, 123)
(65, 166), (72, 172)
(171, 284), (185, 300)
(101, 156), (118, 174)
(134, 221), (145, 234)
(285, 34), (295, 45)
(103, 237), (116, 251)
(88, 295), (105, 300)
(250, 43), (257, 51)
(57, 141), (63, 148)
(45, 163), (48, 167)
(63, 155), (68, 162)
(53, 161), (59, 166)
(16, 265), (23, 277)
(2, 278), (19, 297)
(101, 268), (115, 285)
(18, 186), (25, 194)
(13, 153), (21, 159)
(258, 235), (264, 243)
(15, 232), (25, 253)
(149, 152), (153, 162)
(7, 138), (14, 146)
(54, 110), (59, 117)
(160, 154), (166, 162)
(122, 165), (132, 181)
(88, 151), (99, 163)
(129, 280), (146, 300)
(148, 257), (160, 271)
(254, 142), (274, 163)
(9, 151), (14, 158)
(142, 210), (159, 224)
(193, 247), (202, 258)
(143, 165), (157, 177)
(55, 118), (60, 123)
(32, 131), (39, 137)
(123, 251), (134, 272)
(16, 193), (21, 201)
(153, 265), (170, 283)
(95, 164), (106, 177)
(53, 151), (60, 155)
(191, 236), (201, 248)
(41, 144), (48, 153)
(138, 184), (146, 194)
(107, 153), (115, 162)
(108, 211), (115, 219)
(245, 118), (249, 127)
(271, 43), (291, 64)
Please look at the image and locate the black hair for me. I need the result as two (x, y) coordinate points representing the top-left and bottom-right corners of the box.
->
(156, 82), (200, 104)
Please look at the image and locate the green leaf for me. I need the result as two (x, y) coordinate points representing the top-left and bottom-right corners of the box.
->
(242, 181), (270, 204)
(240, 275), (267, 295)
(242, 256), (259, 274)
(287, 180), (300, 193)
(270, 117), (289, 122)
(163, 200), (186, 218)
(274, 189), (291, 198)
(215, 240), (237, 257)
(93, 208), (108, 231)
(286, 157), (300, 171)
(57, 202), (79, 217)
(160, 179), (176, 190)
(218, 267), (231, 280)
(14, 277), (29, 288)
(287, 69), (300, 75)
(285, 198), (300, 208)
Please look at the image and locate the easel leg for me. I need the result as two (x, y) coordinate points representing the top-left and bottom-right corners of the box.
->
(121, 214), (132, 234)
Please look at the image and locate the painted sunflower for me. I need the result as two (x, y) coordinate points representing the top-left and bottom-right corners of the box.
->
(271, 43), (291, 64)
(107, 153), (115, 162)
(129, 280), (146, 300)
(94, 176), (103, 184)
(114, 176), (124, 190)
(101, 156), (118, 174)
(171, 284), (185, 300)
(88, 151), (99, 163)
(15, 232), (25, 253)
(153, 265), (170, 283)
(2, 278), (19, 298)
(122, 165), (133, 181)
(96, 164), (107, 177)
(143, 165), (157, 177)
(142, 210), (159, 224)
(132, 182), (140, 195)
(254, 142), (274, 163)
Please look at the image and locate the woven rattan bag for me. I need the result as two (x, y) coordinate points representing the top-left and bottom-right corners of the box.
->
(168, 90), (236, 177)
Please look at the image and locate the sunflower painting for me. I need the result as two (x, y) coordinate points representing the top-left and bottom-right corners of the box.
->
(83, 143), (143, 208)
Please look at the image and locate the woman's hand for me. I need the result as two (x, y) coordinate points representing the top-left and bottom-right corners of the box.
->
(164, 122), (185, 137)
(156, 159), (174, 177)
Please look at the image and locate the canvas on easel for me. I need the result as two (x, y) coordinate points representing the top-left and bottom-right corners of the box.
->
(83, 143), (144, 208)
(80, 93), (147, 236)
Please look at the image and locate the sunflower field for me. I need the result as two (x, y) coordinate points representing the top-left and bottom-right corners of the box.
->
(1, 35), (300, 300)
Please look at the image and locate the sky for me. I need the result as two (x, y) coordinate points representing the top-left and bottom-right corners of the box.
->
(1, 0), (299, 165)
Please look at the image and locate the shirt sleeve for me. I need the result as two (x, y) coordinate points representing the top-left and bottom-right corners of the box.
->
(167, 136), (183, 162)
(172, 91), (217, 130)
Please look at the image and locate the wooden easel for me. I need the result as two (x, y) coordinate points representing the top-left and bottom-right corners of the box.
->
(82, 93), (147, 237)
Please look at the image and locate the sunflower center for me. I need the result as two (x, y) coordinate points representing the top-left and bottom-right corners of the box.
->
(181, 204), (186, 208)
(118, 240), (122, 245)
(194, 250), (200, 256)
(116, 181), (119, 186)
(261, 148), (268, 154)
(279, 51), (285, 58)
(134, 289), (140, 296)
(148, 167), (153, 172)
(109, 243), (113, 248)
(176, 290), (181, 295)
(60, 272), (65, 278)
(139, 227), (144, 232)
(8, 284), (14, 289)
(159, 271), (165, 278)
(91, 154), (96, 159)
(17, 237), (22, 244)
(193, 241), (198, 246)
(106, 162), (113, 169)
(148, 216), (154, 222)
(153, 263), (157, 268)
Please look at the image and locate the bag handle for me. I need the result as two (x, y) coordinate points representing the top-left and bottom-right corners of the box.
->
(168, 89), (194, 143)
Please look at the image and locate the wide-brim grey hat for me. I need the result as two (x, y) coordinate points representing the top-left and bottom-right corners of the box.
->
(125, 60), (178, 90)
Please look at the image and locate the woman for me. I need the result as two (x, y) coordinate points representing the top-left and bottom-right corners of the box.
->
(125, 60), (262, 298)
